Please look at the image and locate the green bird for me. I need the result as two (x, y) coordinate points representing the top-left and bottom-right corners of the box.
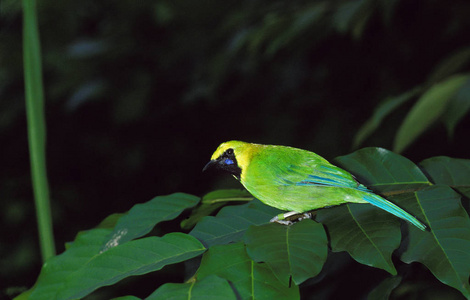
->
(203, 141), (426, 231)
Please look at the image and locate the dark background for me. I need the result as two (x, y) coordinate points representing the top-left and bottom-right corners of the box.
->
(1, 0), (470, 298)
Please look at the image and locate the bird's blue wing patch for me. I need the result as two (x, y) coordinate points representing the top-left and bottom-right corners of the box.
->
(277, 163), (370, 192)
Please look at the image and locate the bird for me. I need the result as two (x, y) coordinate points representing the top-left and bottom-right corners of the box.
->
(203, 140), (426, 231)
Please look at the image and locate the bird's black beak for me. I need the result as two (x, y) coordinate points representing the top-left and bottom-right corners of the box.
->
(202, 160), (217, 172)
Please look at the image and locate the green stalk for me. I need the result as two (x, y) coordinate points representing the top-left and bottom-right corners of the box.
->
(22, 0), (56, 261)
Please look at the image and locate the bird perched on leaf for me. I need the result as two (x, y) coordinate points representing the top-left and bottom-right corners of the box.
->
(203, 140), (426, 231)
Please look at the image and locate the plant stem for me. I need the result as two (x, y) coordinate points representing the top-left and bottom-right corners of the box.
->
(22, 0), (56, 261)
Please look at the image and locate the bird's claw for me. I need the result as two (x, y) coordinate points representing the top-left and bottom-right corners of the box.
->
(270, 212), (313, 225)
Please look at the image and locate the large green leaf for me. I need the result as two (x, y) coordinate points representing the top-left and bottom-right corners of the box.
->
(101, 193), (199, 251)
(181, 189), (253, 230)
(197, 243), (299, 300)
(147, 275), (236, 300)
(243, 220), (328, 285)
(189, 199), (282, 247)
(29, 231), (205, 300)
(420, 156), (470, 198)
(316, 203), (401, 275)
(394, 74), (470, 153)
(353, 88), (420, 149)
(400, 186), (470, 298)
(335, 147), (432, 194)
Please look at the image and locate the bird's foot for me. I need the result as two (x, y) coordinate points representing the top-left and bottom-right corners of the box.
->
(270, 211), (313, 225)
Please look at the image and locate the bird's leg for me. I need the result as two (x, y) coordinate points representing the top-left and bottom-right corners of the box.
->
(270, 211), (314, 225)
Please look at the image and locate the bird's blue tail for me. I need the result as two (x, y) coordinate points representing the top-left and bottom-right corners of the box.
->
(362, 193), (427, 231)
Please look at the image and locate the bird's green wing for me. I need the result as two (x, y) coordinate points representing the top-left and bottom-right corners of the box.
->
(271, 151), (368, 192)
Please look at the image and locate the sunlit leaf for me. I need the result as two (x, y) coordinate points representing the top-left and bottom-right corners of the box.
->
(394, 74), (470, 153)
(101, 193), (199, 251)
(147, 275), (236, 300)
(197, 243), (300, 300)
(244, 220), (328, 285)
(190, 199), (282, 247)
(29, 231), (205, 300)
(400, 186), (470, 298)
(316, 203), (401, 275)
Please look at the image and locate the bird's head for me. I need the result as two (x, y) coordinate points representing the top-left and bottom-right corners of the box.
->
(203, 140), (256, 180)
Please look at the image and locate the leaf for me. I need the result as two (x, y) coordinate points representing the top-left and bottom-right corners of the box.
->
(335, 147), (432, 195)
(441, 78), (470, 137)
(197, 243), (300, 300)
(202, 189), (254, 204)
(101, 193), (199, 251)
(266, 4), (326, 56)
(29, 231), (205, 300)
(367, 276), (402, 300)
(394, 74), (470, 153)
(181, 189), (253, 230)
(420, 156), (470, 198)
(147, 275), (236, 300)
(426, 47), (470, 85)
(400, 186), (470, 298)
(243, 220), (328, 285)
(316, 203), (401, 275)
(190, 199), (282, 247)
(353, 88), (420, 149)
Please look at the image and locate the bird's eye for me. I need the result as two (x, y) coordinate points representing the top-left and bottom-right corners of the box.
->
(226, 148), (234, 155)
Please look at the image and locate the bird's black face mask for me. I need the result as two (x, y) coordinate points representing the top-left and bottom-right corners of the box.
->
(203, 148), (242, 180)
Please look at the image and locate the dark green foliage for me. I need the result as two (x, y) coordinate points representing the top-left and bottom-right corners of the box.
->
(19, 149), (470, 299)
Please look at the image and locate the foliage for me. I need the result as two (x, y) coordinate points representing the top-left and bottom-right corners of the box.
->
(2, 0), (470, 298)
(17, 148), (470, 299)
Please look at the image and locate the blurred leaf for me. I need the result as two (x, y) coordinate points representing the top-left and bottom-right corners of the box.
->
(316, 203), (401, 275)
(197, 243), (300, 300)
(353, 88), (420, 149)
(367, 276), (402, 300)
(181, 189), (253, 230)
(420, 156), (470, 198)
(394, 74), (470, 153)
(147, 275), (236, 300)
(266, 4), (326, 56)
(335, 147), (432, 195)
(427, 47), (470, 85)
(29, 232), (205, 300)
(244, 220), (328, 285)
(189, 199), (282, 247)
(101, 193), (199, 251)
(400, 186), (470, 299)
(333, 0), (375, 39)
(441, 78), (470, 137)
